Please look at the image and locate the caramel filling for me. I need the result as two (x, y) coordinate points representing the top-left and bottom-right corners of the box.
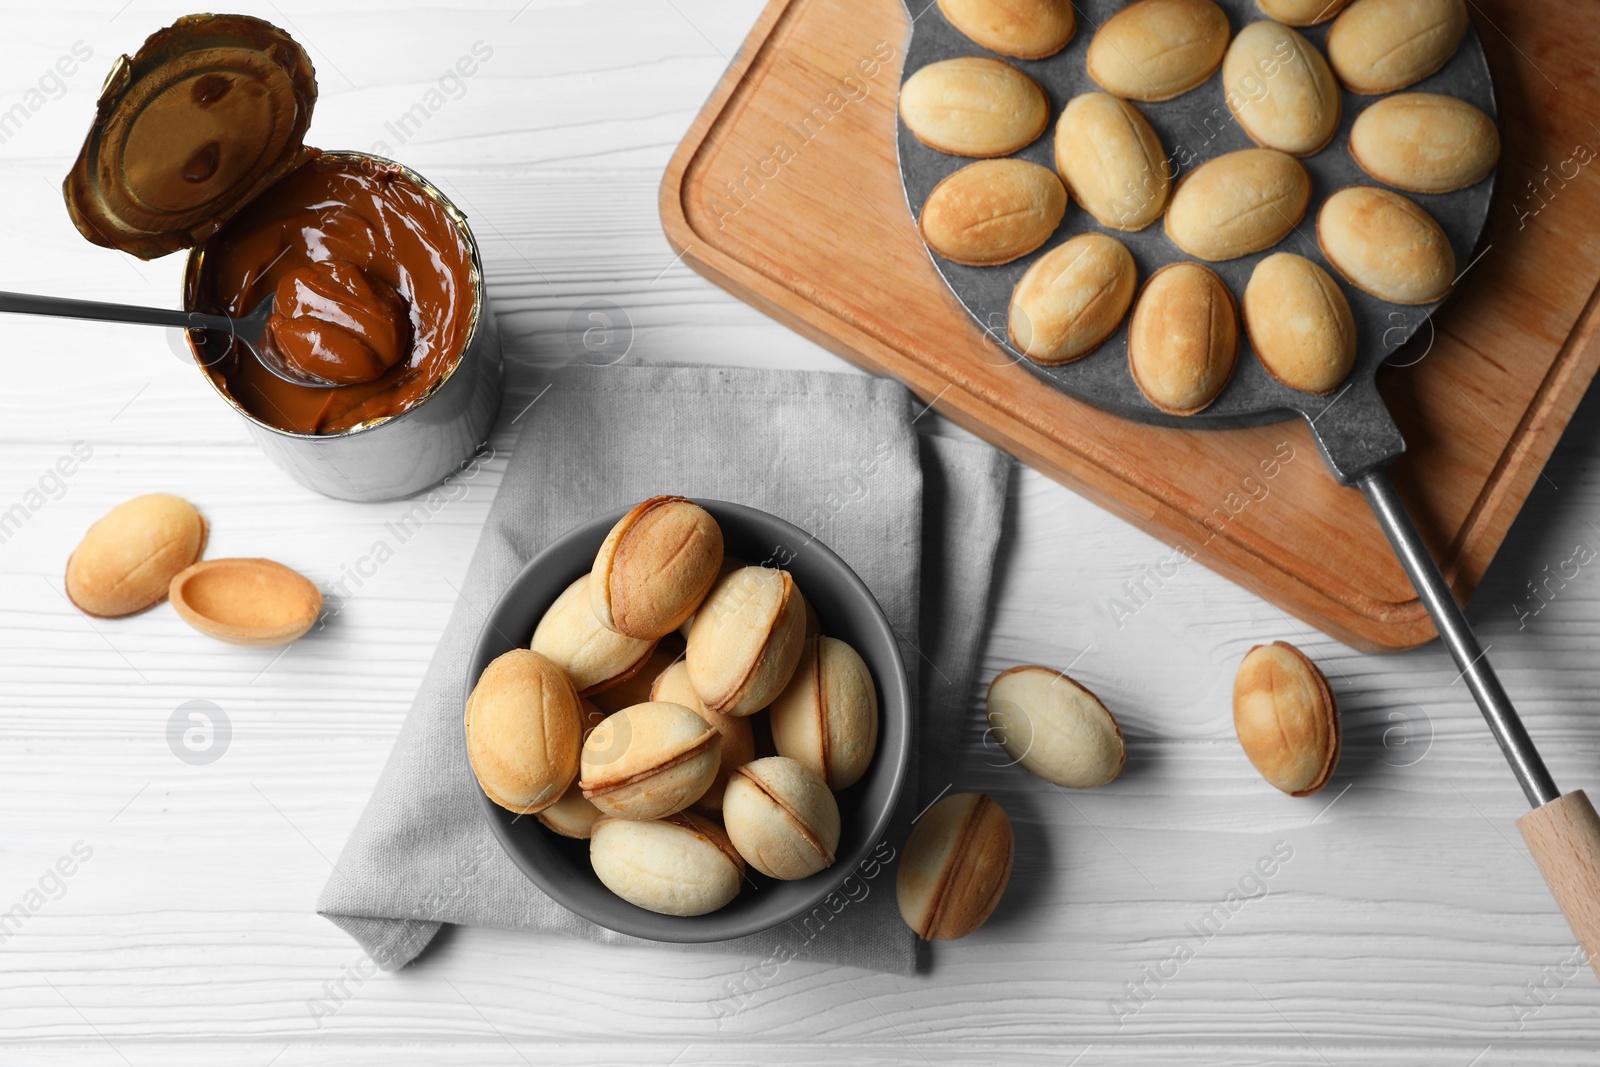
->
(190, 153), (473, 434)
(581, 734), (718, 797)
(266, 259), (411, 385)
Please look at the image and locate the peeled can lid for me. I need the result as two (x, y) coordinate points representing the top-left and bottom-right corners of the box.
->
(63, 13), (317, 260)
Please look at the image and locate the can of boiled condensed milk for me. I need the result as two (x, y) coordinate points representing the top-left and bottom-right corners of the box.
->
(62, 14), (503, 502)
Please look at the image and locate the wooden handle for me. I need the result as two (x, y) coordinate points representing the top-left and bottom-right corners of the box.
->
(1518, 790), (1600, 977)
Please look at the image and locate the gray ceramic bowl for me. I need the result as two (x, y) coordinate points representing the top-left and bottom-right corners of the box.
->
(466, 500), (911, 943)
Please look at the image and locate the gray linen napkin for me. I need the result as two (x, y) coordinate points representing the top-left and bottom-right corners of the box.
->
(318, 364), (1009, 977)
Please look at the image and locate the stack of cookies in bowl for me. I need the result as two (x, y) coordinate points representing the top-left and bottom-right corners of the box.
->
(464, 497), (880, 918)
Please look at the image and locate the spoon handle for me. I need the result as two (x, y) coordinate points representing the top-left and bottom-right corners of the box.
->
(0, 290), (238, 334)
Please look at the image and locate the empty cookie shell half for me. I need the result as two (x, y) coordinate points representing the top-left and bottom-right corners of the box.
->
(169, 557), (322, 647)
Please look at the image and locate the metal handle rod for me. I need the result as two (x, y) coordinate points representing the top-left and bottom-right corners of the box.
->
(0, 290), (237, 334)
(1358, 467), (1560, 808)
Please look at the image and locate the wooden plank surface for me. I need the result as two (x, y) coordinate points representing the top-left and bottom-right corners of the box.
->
(661, 0), (1600, 651)
(2, 1), (1600, 1064)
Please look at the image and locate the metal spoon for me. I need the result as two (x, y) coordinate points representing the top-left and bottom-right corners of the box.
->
(0, 289), (340, 388)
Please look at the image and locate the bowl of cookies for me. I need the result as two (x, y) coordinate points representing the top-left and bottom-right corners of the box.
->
(463, 497), (910, 942)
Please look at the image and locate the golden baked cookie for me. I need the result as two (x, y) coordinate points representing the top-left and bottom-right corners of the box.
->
(590, 495), (723, 640)
(465, 648), (583, 815)
(685, 565), (809, 716)
(919, 158), (1068, 266)
(1317, 184), (1455, 304)
(1233, 641), (1340, 796)
(1053, 92), (1169, 231)
(1349, 92), (1499, 193)
(1222, 21), (1341, 157)
(1164, 148), (1311, 261)
(900, 57), (1051, 158)
(1008, 233), (1137, 365)
(896, 792), (1014, 940)
(1326, 0), (1467, 94)
(579, 701), (723, 821)
(937, 0), (1076, 59)
(1128, 262), (1239, 415)
(1242, 252), (1357, 395)
(589, 812), (745, 916)
(1087, 0), (1231, 102)
(65, 493), (206, 618)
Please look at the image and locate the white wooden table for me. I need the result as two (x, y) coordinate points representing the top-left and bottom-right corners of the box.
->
(3, 2), (1599, 1063)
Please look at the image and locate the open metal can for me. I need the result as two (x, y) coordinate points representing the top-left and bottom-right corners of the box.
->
(63, 14), (502, 502)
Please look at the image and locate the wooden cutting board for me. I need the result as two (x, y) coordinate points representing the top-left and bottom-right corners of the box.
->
(660, 0), (1600, 651)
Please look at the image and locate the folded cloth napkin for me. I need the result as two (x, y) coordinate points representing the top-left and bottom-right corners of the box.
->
(318, 363), (1009, 976)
